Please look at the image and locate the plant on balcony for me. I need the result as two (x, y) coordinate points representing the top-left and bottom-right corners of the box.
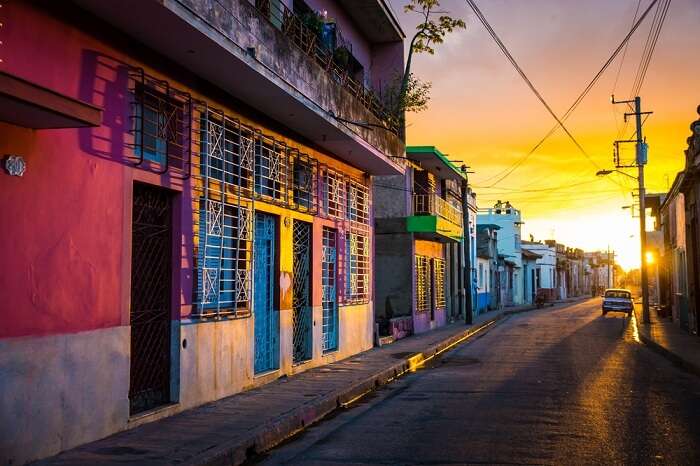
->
(383, 72), (432, 114)
(397, 1), (466, 117)
(299, 11), (324, 40)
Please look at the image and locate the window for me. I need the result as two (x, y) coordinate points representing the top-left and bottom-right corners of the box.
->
(478, 263), (484, 288)
(200, 113), (254, 193)
(132, 83), (189, 170)
(196, 199), (252, 316)
(345, 232), (370, 303)
(434, 258), (446, 309)
(255, 136), (287, 202)
(415, 256), (431, 312)
(322, 169), (345, 218)
(291, 153), (316, 212)
(347, 180), (369, 224)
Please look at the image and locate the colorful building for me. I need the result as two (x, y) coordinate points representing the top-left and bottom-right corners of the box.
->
(477, 202), (524, 305)
(0, 1), (405, 463)
(477, 224), (500, 312)
(373, 146), (466, 340)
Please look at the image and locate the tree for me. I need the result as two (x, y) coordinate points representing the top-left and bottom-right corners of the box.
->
(397, 0), (466, 117)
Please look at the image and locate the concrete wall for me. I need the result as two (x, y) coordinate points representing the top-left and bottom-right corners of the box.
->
(178, 0), (404, 160)
(0, 327), (130, 464)
(374, 233), (413, 320)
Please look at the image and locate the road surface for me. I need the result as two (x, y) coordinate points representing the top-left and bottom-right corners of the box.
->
(255, 299), (700, 465)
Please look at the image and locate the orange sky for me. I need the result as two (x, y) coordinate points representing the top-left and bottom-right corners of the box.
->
(389, 0), (700, 269)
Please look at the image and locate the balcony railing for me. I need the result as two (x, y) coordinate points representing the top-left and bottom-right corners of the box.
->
(254, 0), (400, 134)
(413, 194), (463, 226)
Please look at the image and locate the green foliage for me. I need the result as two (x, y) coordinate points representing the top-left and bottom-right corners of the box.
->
(404, 0), (466, 55)
(384, 72), (432, 114)
(393, 0), (466, 118)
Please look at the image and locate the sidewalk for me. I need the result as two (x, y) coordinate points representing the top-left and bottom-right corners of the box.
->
(38, 301), (570, 466)
(634, 306), (700, 377)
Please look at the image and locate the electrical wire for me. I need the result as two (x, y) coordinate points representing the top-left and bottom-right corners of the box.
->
(465, 0), (600, 180)
(474, 0), (661, 188)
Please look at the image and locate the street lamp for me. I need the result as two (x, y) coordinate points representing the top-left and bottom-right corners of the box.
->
(596, 169), (638, 181)
(597, 167), (650, 324)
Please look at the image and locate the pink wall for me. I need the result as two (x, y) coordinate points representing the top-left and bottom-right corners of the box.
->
(0, 3), (192, 338)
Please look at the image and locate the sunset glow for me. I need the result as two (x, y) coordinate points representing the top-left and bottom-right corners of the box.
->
(391, 0), (700, 269)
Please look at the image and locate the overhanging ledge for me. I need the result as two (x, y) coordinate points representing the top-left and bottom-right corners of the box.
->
(0, 71), (102, 129)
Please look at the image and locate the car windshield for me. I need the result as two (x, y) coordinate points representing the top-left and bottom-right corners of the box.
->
(605, 290), (631, 299)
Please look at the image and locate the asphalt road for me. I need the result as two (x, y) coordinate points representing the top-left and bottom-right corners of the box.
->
(255, 299), (700, 465)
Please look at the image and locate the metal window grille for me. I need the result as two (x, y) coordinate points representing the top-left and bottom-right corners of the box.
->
(415, 255), (432, 312)
(345, 232), (370, 303)
(129, 68), (192, 177)
(434, 258), (446, 310)
(346, 180), (370, 224)
(321, 168), (346, 219)
(290, 149), (318, 214)
(192, 103), (254, 318)
(322, 227), (339, 352)
(255, 134), (288, 204)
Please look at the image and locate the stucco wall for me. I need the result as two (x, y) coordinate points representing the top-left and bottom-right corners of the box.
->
(0, 327), (130, 465)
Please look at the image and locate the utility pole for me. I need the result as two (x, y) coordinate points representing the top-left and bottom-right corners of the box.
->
(612, 95), (652, 324)
(461, 164), (473, 325)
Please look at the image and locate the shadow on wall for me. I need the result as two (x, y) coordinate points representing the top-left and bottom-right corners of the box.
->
(78, 50), (132, 164)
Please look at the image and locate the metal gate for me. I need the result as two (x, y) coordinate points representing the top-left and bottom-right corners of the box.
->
(292, 221), (313, 363)
(254, 212), (279, 373)
(129, 183), (172, 415)
(322, 227), (338, 352)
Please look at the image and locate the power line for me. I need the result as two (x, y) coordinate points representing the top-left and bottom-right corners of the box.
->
(475, 0), (660, 188)
(465, 0), (599, 175)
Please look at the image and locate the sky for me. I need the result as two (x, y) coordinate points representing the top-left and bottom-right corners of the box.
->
(388, 0), (700, 270)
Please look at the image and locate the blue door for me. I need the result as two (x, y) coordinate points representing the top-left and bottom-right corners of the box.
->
(254, 212), (279, 373)
(322, 227), (338, 352)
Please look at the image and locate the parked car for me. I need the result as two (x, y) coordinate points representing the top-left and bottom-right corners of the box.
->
(602, 288), (634, 316)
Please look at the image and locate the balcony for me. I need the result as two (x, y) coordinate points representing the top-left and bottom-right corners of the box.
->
(407, 194), (463, 242)
(73, 0), (404, 175)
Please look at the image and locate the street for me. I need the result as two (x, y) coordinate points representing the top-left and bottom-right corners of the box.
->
(256, 299), (700, 465)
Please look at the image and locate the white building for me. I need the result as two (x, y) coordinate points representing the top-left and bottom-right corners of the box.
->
(523, 240), (556, 301)
(477, 202), (524, 305)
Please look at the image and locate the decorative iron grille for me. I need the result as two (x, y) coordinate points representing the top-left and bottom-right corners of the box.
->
(322, 227), (339, 352)
(415, 255), (431, 313)
(292, 220), (313, 363)
(255, 133), (289, 204)
(192, 103), (254, 317)
(434, 258), (446, 310)
(129, 68), (192, 177)
(290, 149), (318, 214)
(321, 167), (346, 219)
(347, 180), (370, 224)
(129, 183), (172, 414)
(345, 232), (370, 303)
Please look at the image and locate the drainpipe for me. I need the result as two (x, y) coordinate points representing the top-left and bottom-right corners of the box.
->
(461, 165), (473, 325)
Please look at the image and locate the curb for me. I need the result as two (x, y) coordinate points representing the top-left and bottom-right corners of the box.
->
(192, 306), (541, 465)
(633, 309), (700, 379)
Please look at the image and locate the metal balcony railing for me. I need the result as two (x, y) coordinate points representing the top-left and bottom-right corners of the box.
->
(413, 194), (463, 227)
(253, 0), (400, 134)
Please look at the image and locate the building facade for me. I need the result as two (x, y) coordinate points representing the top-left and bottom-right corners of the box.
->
(374, 146), (465, 339)
(523, 241), (556, 302)
(0, 1), (405, 463)
(660, 172), (689, 328)
(477, 224), (500, 312)
(478, 202), (524, 305)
